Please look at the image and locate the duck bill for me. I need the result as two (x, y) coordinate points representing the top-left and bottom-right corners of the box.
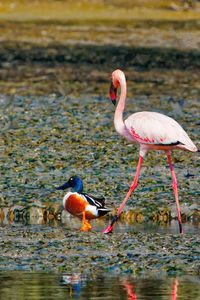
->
(109, 82), (117, 106)
(55, 182), (70, 190)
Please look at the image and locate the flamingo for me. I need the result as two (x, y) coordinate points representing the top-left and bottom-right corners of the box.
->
(102, 69), (197, 234)
(56, 176), (109, 231)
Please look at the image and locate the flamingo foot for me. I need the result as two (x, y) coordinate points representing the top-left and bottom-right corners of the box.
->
(102, 225), (113, 234)
(80, 220), (92, 232)
(179, 221), (183, 234)
(102, 215), (119, 234)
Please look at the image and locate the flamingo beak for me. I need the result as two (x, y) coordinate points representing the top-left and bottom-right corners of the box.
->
(55, 182), (70, 190)
(109, 82), (117, 106)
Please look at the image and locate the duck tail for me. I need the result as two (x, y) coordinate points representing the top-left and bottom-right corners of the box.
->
(97, 208), (110, 217)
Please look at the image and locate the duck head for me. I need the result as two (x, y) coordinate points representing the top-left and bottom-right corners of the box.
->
(56, 176), (83, 193)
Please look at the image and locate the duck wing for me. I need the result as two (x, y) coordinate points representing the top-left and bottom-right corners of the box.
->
(82, 193), (105, 208)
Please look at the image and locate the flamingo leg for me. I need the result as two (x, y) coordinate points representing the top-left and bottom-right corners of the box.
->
(166, 151), (183, 234)
(102, 156), (143, 234)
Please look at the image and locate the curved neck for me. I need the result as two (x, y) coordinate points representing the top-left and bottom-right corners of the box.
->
(114, 75), (127, 134)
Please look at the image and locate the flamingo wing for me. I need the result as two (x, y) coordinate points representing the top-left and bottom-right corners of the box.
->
(124, 111), (196, 150)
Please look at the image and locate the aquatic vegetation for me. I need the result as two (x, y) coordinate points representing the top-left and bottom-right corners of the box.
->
(0, 225), (200, 275)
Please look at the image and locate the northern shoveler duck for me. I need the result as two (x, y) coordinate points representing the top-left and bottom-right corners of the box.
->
(56, 176), (110, 231)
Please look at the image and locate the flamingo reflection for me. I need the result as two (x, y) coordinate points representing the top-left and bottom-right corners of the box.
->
(171, 279), (179, 300)
(123, 278), (179, 300)
(123, 280), (137, 300)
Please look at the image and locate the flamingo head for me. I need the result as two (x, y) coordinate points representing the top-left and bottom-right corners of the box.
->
(109, 69), (124, 105)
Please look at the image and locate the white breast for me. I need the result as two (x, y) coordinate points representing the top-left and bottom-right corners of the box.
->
(85, 205), (98, 217)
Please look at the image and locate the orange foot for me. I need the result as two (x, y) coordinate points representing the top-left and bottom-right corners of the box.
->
(81, 220), (92, 232)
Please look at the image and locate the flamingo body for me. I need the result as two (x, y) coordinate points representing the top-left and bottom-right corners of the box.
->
(124, 111), (197, 152)
(103, 69), (197, 234)
(56, 176), (109, 231)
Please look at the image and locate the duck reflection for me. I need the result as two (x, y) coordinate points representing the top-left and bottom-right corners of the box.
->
(61, 273), (86, 297)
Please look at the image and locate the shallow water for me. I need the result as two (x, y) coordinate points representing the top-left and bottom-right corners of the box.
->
(0, 204), (199, 234)
(0, 271), (200, 300)
(1, 219), (199, 235)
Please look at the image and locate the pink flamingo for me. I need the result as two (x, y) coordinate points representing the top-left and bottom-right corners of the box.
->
(103, 69), (198, 234)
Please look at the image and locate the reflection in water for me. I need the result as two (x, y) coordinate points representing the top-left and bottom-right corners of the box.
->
(61, 274), (182, 299)
(61, 274), (86, 298)
(171, 279), (178, 300)
(0, 205), (200, 234)
(1, 272), (199, 300)
(122, 279), (178, 300)
(123, 280), (137, 300)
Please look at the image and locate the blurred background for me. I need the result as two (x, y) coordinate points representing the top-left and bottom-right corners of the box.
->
(0, 0), (200, 96)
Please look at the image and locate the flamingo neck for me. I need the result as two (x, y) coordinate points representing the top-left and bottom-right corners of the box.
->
(114, 76), (127, 136)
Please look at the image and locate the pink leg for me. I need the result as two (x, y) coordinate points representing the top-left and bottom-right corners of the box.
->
(102, 156), (143, 234)
(166, 151), (183, 234)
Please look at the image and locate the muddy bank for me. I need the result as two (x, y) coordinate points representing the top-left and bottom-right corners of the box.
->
(0, 225), (200, 275)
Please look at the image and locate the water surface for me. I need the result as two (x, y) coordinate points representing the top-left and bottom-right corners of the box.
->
(0, 272), (200, 299)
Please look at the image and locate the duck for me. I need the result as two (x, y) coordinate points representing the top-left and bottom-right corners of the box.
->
(56, 176), (110, 231)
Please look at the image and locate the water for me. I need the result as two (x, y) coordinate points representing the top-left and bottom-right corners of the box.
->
(1, 206), (199, 235)
(0, 272), (200, 299)
(112, 220), (200, 235)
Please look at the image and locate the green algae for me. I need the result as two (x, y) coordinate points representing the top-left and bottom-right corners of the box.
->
(0, 226), (200, 275)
